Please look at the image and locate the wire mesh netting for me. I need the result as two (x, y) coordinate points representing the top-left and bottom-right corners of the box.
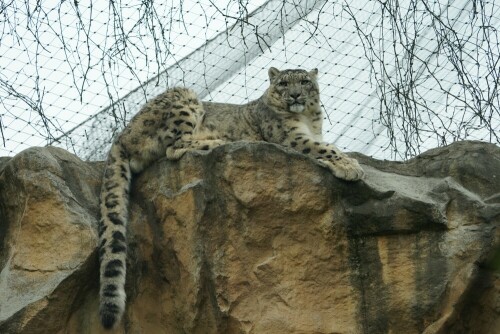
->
(1, 0), (499, 161)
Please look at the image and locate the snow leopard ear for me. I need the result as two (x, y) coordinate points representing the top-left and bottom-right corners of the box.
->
(268, 67), (280, 81)
(309, 68), (318, 78)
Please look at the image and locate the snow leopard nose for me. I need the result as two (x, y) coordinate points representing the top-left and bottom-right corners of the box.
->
(290, 92), (301, 100)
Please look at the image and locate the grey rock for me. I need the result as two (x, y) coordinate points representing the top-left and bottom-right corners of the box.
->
(0, 141), (498, 333)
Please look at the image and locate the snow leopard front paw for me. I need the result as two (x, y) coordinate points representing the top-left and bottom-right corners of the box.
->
(319, 156), (365, 181)
(166, 147), (188, 160)
(166, 139), (227, 160)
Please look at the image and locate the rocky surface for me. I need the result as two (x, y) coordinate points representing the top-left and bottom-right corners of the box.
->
(0, 141), (498, 333)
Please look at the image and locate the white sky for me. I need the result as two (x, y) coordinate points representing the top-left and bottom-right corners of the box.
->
(0, 0), (267, 156)
(0, 0), (498, 160)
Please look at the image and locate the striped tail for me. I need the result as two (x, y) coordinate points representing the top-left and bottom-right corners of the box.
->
(98, 143), (131, 329)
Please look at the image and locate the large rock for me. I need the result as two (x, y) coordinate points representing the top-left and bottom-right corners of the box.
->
(0, 141), (498, 333)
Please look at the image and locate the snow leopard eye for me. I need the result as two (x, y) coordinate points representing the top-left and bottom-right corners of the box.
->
(301, 80), (311, 85)
(278, 81), (288, 87)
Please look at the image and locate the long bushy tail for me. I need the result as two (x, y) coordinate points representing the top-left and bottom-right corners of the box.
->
(98, 143), (131, 329)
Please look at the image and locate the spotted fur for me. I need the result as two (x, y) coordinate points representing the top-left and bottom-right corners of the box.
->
(98, 68), (364, 329)
(98, 88), (204, 329)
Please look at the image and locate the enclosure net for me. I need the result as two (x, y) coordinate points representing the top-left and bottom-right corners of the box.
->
(1, 0), (498, 161)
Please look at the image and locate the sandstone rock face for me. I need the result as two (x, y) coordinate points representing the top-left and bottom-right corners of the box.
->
(0, 141), (498, 333)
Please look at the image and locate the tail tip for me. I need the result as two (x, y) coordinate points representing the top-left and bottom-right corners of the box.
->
(100, 312), (117, 330)
(99, 287), (125, 329)
(100, 302), (123, 330)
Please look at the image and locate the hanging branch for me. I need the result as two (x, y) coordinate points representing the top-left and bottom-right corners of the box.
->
(344, 0), (499, 158)
(0, 0), (498, 159)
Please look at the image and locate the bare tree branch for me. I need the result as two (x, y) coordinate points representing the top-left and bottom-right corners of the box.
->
(0, 0), (498, 159)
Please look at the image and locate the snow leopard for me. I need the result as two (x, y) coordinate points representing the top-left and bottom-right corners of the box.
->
(98, 67), (364, 329)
